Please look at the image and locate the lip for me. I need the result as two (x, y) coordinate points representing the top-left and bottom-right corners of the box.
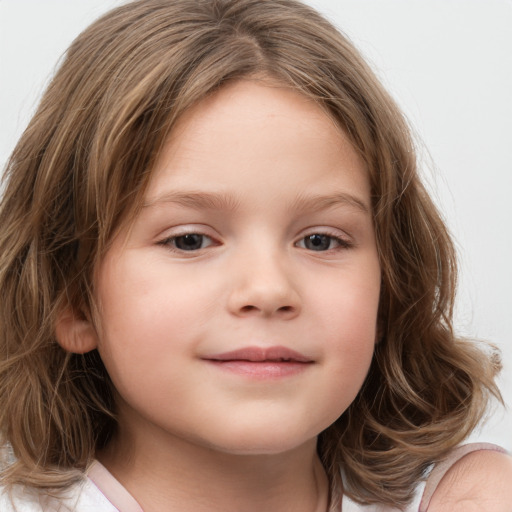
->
(205, 346), (313, 363)
(203, 346), (314, 379)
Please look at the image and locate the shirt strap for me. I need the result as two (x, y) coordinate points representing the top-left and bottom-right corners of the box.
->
(419, 442), (507, 512)
(87, 460), (144, 512)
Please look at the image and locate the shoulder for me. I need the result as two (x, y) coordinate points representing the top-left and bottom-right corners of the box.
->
(0, 477), (112, 512)
(0, 483), (42, 512)
(428, 449), (512, 512)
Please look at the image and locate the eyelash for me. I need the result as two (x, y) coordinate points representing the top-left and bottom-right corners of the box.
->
(157, 230), (353, 254)
(295, 233), (352, 252)
(157, 233), (217, 252)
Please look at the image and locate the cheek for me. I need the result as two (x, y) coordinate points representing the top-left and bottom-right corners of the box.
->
(306, 269), (380, 409)
(97, 253), (215, 335)
(310, 267), (380, 343)
(93, 257), (201, 378)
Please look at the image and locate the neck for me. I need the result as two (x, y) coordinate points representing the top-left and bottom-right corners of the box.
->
(98, 420), (330, 512)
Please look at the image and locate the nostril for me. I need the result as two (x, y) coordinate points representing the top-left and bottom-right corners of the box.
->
(238, 304), (295, 315)
(240, 305), (258, 313)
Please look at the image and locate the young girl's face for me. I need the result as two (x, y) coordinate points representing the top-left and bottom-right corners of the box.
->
(92, 80), (381, 456)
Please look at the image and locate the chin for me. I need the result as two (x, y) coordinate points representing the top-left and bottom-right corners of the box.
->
(202, 424), (320, 457)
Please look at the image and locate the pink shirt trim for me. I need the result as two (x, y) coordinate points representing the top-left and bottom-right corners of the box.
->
(85, 443), (506, 512)
(419, 442), (507, 512)
(87, 460), (144, 512)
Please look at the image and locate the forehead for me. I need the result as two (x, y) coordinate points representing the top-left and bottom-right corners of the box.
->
(143, 79), (370, 210)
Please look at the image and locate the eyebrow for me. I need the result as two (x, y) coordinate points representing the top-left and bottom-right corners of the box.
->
(143, 191), (241, 211)
(289, 192), (370, 215)
(143, 190), (370, 215)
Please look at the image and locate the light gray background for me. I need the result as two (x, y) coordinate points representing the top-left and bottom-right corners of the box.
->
(1, 0), (511, 450)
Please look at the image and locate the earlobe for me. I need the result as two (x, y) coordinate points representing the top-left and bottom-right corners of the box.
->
(55, 306), (99, 354)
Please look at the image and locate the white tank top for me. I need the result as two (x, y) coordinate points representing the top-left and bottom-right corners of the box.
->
(0, 442), (505, 511)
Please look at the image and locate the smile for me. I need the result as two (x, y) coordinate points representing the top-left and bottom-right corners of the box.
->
(203, 346), (314, 379)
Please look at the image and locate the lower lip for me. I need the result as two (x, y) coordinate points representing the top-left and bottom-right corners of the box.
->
(206, 360), (311, 379)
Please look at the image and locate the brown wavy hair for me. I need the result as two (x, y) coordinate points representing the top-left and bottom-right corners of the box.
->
(0, 0), (500, 508)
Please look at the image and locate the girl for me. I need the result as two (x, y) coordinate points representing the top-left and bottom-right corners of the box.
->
(0, 0), (510, 511)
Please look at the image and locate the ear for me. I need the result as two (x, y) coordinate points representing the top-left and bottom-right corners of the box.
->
(55, 306), (99, 354)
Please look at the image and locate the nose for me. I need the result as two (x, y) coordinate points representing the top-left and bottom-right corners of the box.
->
(227, 249), (301, 319)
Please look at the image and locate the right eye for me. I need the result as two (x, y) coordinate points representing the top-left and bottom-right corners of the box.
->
(159, 233), (214, 252)
(295, 232), (352, 252)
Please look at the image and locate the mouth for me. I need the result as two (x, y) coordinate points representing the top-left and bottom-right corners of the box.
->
(203, 346), (313, 379)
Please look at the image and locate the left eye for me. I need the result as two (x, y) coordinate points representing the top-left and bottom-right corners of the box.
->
(162, 233), (214, 251)
(296, 234), (346, 251)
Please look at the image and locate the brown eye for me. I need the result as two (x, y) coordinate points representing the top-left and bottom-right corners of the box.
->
(163, 234), (213, 251)
(175, 234), (204, 250)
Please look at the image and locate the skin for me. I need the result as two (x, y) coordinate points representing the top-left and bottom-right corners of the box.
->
(428, 450), (512, 512)
(59, 79), (382, 511)
(57, 79), (512, 511)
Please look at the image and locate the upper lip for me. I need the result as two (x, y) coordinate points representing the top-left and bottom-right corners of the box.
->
(205, 346), (313, 363)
